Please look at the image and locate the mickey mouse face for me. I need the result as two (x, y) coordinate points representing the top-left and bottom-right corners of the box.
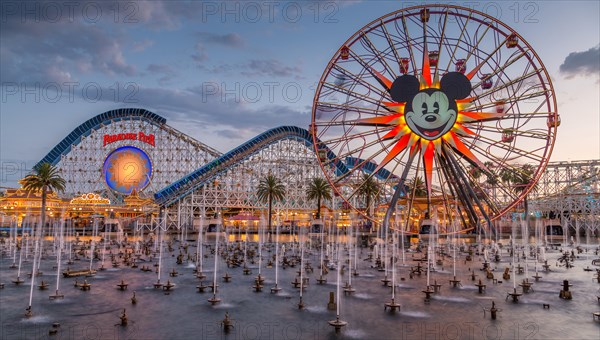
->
(390, 72), (471, 141)
(405, 89), (456, 140)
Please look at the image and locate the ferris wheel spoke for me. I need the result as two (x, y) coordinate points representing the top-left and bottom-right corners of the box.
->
(330, 134), (397, 166)
(380, 21), (403, 74)
(330, 63), (391, 99)
(323, 68), (389, 96)
(440, 150), (482, 226)
(321, 127), (392, 146)
(471, 120), (549, 136)
(507, 89), (552, 107)
(319, 82), (386, 108)
(467, 73), (542, 111)
(432, 161), (463, 226)
(439, 151), (500, 217)
(473, 51), (535, 92)
(515, 128), (552, 141)
(399, 13), (419, 76)
(473, 58), (540, 98)
(462, 21), (494, 72)
(465, 133), (546, 164)
(315, 102), (391, 118)
(343, 176), (380, 206)
(359, 32), (399, 79)
(313, 109), (349, 128)
(332, 150), (392, 194)
(346, 47), (394, 91)
(316, 101), (391, 117)
(442, 9), (473, 73)
(465, 28), (515, 82)
(432, 8), (451, 78)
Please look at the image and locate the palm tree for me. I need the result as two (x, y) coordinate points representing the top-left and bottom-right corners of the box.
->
(483, 161), (499, 187)
(469, 164), (484, 181)
(256, 174), (286, 233)
(499, 164), (537, 216)
(19, 162), (65, 316)
(407, 176), (427, 197)
(306, 177), (332, 220)
(20, 162), (66, 237)
(512, 164), (536, 216)
(357, 174), (379, 218)
(407, 176), (429, 218)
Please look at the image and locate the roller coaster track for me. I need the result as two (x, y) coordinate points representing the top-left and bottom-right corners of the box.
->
(154, 126), (349, 207)
(35, 108), (220, 169)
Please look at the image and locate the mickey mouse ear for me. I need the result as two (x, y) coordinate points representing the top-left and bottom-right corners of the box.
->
(440, 72), (471, 100)
(390, 75), (420, 103)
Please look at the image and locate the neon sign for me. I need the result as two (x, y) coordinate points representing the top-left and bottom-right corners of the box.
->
(70, 193), (111, 205)
(103, 132), (155, 147)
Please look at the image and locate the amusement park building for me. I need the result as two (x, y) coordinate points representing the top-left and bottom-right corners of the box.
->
(0, 108), (598, 236)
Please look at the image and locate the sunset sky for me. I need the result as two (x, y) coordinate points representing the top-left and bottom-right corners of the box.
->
(1, 1), (598, 187)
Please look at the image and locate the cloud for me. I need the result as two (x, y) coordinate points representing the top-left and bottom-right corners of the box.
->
(89, 85), (310, 135)
(133, 39), (154, 52)
(190, 32), (245, 64)
(1, 16), (136, 84)
(146, 64), (177, 85)
(117, 85), (310, 150)
(214, 129), (246, 139)
(242, 60), (303, 79)
(191, 43), (209, 63)
(195, 32), (245, 48)
(559, 45), (600, 78)
(197, 59), (304, 79)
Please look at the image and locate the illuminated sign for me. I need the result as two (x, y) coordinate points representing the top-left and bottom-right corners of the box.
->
(103, 132), (155, 147)
(70, 193), (111, 205)
(103, 146), (153, 195)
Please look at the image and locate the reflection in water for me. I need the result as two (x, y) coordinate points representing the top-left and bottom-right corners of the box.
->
(0, 232), (598, 339)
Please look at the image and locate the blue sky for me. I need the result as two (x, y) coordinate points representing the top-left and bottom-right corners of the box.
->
(1, 1), (599, 187)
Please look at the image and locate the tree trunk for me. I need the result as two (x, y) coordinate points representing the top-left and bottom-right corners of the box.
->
(40, 185), (47, 238)
(316, 195), (321, 220)
(268, 194), (273, 233)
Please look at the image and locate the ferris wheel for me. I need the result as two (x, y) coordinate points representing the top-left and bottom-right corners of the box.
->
(311, 5), (558, 233)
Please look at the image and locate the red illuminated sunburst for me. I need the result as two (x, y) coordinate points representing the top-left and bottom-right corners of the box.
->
(348, 46), (505, 197)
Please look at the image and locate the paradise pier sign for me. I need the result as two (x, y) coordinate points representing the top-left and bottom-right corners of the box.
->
(103, 132), (155, 147)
